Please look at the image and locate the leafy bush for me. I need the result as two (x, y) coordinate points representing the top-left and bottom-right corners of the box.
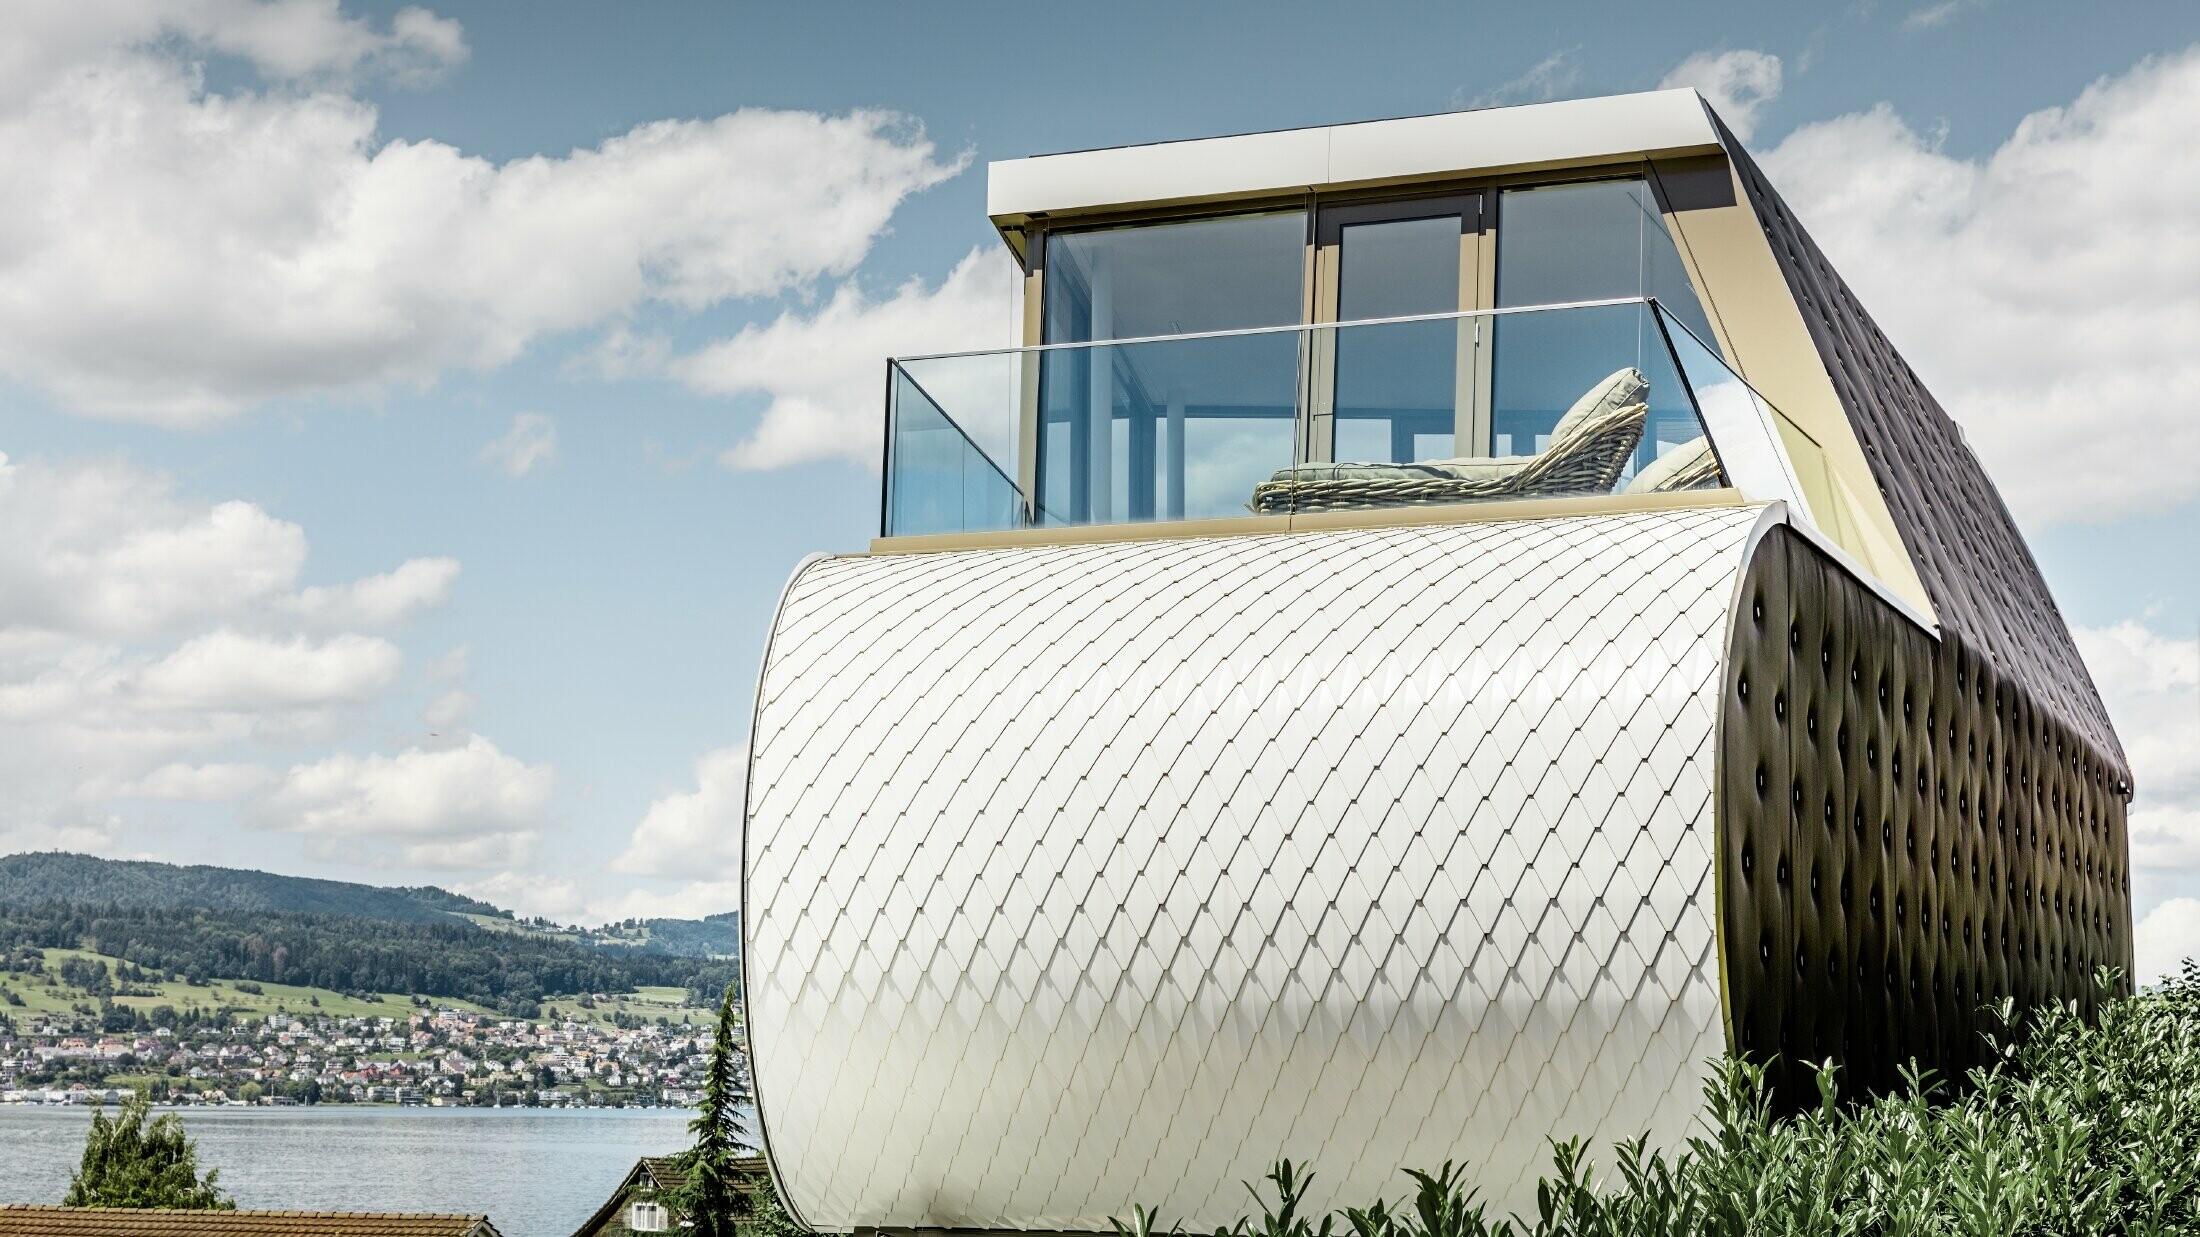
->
(1115, 965), (2200, 1237)
(64, 1090), (232, 1210)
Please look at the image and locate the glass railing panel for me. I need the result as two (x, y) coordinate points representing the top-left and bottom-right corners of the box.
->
(1333, 313), (1465, 464)
(1489, 300), (1703, 475)
(877, 299), (1860, 538)
(1036, 330), (1300, 525)
(1653, 306), (1815, 522)
(1261, 302), (1724, 516)
(885, 361), (1024, 537)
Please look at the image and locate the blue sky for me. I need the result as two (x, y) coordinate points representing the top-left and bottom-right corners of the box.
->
(0, 0), (2194, 970)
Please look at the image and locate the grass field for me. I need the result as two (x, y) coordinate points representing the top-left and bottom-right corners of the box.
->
(541, 985), (703, 1027)
(0, 947), (693, 1025)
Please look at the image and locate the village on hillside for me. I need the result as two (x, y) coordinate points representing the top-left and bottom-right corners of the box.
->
(0, 1003), (719, 1108)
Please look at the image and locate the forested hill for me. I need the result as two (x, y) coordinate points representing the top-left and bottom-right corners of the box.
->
(0, 852), (504, 925)
(0, 901), (737, 1017)
(599, 911), (741, 959)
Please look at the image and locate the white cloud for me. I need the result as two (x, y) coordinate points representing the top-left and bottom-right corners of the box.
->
(122, 761), (279, 802)
(0, 453), (305, 640)
(675, 248), (1017, 470)
(289, 557), (459, 628)
(1, 1), (467, 109)
(0, 31), (964, 421)
(451, 870), (739, 927)
(2076, 620), (2200, 917)
(1457, 48), (1582, 111)
(453, 871), (586, 923)
(2136, 898), (2200, 986)
(138, 630), (401, 710)
(421, 689), (474, 733)
(0, 448), (476, 854)
(1902, 0), (1980, 32)
(1760, 47), (2200, 525)
(424, 644), (469, 682)
(477, 412), (557, 478)
(587, 879), (741, 925)
(399, 831), (536, 871)
(259, 734), (553, 846)
(613, 745), (747, 879)
(1659, 49), (1783, 141)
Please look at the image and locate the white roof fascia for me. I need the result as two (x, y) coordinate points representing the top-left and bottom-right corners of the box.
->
(988, 89), (1720, 226)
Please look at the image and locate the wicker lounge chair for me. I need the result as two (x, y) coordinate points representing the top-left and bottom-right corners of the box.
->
(1624, 434), (1724, 494)
(1249, 368), (1649, 514)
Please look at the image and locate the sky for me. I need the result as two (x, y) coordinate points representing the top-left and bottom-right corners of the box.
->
(0, 0), (2194, 975)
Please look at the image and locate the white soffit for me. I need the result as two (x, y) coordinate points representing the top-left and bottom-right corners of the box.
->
(988, 89), (1720, 225)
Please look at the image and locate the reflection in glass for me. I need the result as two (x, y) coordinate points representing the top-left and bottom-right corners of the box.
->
(1334, 215), (1462, 463)
(1657, 308), (1810, 519)
(1493, 180), (1718, 469)
(1043, 212), (1306, 343)
(887, 365), (1023, 537)
(1041, 212), (1306, 523)
(1038, 331), (1299, 524)
(1263, 303), (1711, 514)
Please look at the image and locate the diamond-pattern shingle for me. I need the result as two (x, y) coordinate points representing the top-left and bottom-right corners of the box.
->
(744, 506), (1771, 1231)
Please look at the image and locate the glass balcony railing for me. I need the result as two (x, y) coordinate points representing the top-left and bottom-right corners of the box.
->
(882, 298), (1821, 540)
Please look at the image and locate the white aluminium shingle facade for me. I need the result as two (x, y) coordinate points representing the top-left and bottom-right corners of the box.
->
(745, 507), (1766, 1228)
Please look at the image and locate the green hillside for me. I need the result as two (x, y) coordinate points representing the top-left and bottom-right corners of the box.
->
(0, 901), (737, 1019)
(0, 852), (740, 959)
(0, 945), (502, 1023)
(0, 852), (502, 925)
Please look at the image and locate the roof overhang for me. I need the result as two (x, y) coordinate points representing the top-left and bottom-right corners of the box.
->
(987, 88), (1722, 250)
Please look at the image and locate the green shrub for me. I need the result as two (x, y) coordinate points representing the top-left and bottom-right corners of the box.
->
(1117, 964), (2200, 1237)
(64, 1090), (232, 1210)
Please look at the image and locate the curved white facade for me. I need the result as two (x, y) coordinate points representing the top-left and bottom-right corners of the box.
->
(743, 506), (1774, 1231)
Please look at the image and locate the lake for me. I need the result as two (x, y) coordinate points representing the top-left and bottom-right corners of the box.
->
(0, 1105), (722, 1237)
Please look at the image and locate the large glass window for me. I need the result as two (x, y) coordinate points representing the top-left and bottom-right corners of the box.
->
(1042, 211), (1305, 343)
(1492, 180), (1717, 467)
(1039, 212), (1305, 523)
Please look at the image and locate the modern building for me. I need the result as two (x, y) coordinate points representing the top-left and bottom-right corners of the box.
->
(740, 89), (2131, 1231)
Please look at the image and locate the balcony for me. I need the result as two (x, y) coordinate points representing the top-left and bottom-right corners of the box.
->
(883, 298), (1841, 543)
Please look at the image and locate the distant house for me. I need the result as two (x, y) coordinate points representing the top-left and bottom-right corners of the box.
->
(571, 1154), (771, 1237)
(0, 1207), (501, 1237)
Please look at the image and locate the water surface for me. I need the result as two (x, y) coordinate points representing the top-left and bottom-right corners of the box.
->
(0, 1106), (705, 1237)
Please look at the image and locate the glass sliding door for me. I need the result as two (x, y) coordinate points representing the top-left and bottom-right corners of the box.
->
(1313, 195), (1479, 465)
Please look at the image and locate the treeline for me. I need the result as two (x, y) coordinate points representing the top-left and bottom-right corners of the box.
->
(589, 911), (741, 958)
(0, 852), (502, 925)
(0, 902), (738, 1017)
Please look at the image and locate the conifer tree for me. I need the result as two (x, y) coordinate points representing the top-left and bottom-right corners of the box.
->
(64, 1090), (232, 1210)
(676, 983), (757, 1237)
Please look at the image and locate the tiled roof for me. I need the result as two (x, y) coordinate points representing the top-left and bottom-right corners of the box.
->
(637, 1156), (691, 1191)
(572, 1153), (772, 1236)
(638, 1154), (769, 1194)
(0, 1206), (499, 1237)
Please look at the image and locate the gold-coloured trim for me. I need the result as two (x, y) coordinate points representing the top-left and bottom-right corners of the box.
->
(1648, 155), (1935, 620)
(868, 488), (1748, 556)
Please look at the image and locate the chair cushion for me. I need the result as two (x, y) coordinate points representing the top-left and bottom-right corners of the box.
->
(1549, 367), (1650, 445)
(1625, 436), (1721, 493)
(1258, 367), (1649, 495)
